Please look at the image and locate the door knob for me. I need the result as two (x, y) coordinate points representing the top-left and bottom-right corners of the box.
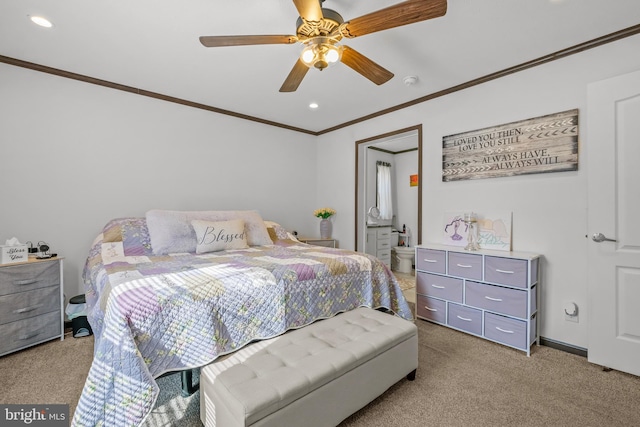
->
(592, 232), (616, 243)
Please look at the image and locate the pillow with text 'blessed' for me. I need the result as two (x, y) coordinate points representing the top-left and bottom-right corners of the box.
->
(191, 219), (249, 254)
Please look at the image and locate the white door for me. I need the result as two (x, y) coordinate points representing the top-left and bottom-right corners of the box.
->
(587, 69), (640, 376)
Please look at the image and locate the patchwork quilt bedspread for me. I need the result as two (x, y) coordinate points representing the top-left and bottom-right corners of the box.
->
(72, 218), (412, 426)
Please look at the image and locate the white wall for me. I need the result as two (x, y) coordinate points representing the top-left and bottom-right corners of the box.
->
(0, 64), (318, 299)
(316, 35), (640, 349)
(394, 150), (418, 246)
(3, 34), (640, 350)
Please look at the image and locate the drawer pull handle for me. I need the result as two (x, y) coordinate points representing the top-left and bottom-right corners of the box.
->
(484, 296), (503, 302)
(495, 327), (514, 334)
(14, 279), (38, 286)
(423, 259), (438, 263)
(456, 315), (472, 322)
(424, 306), (437, 312)
(18, 331), (41, 340)
(495, 269), (514, 274)
(13, 304), (43, 314)
(431, 284), (445, 289)
(456, 264), (472, 268)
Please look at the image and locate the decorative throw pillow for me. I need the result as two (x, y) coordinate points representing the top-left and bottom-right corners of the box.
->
(146, 209), (273, 254)
(191, 219), (248, 254)
(264, 220), (294, 241)
(266, 227), (278, 243)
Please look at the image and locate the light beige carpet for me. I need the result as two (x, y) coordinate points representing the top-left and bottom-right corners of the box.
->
(393, 270), (416, 291)
(394, 270), (416, 304)
(2, 311), (640, 426)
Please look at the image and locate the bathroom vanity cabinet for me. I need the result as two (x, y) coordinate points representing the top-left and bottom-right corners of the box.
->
(365, 226), (391, 267)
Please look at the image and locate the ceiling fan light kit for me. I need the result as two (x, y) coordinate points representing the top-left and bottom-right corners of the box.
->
(300, 37), (342, 70)
(199, 0), (447, 92)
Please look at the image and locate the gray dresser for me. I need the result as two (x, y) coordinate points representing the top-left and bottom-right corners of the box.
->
(0, 257), (64, 356)
(415, 244), (540, 356)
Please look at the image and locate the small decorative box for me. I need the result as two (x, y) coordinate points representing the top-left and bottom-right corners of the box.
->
(0, 244), (28, 264)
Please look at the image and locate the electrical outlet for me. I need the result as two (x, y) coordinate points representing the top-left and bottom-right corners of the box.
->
(565, 312), (579, 323)
(564, 302), (579, 323)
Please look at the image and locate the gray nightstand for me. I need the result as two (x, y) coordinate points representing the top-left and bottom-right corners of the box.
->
(0, 256), (64, 356)
(298, 238), (337, 248)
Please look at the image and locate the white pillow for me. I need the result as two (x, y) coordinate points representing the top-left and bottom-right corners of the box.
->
(191, 219), (248, 254)
(146, 209), (272, 255)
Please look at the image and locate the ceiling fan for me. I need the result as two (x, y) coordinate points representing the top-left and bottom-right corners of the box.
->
(199, 0), (447, 92)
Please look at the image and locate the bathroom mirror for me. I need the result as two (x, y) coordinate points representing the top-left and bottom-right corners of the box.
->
(355, 125), (422, 252)
(367, 206), (380, 224)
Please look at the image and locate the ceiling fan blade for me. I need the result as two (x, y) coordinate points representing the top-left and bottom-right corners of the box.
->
(340, 46), (394, 86)
(292, 0), (324, 22)
(341, 0), (447, 38)
(199, 35), (297, 47)
(280, 59), (310, 92)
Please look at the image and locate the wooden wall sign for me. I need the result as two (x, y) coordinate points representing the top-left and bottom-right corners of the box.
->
(442, 109), (578, 181)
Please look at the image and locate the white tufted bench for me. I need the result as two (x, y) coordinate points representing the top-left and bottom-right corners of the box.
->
(200, 307), (418, 427)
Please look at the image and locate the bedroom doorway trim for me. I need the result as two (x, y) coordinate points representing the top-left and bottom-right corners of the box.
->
(355, 125), (422, 252)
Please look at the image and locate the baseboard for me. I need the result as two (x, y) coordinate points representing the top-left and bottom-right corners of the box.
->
(540, 337), (588, 358)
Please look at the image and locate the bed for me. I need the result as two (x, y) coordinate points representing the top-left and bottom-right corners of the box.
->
(71, 210), (412, 427)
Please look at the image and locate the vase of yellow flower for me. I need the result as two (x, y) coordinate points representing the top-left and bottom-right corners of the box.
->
(314, 207), (336, 239)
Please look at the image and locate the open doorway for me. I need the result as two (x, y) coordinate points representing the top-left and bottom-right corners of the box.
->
(354, 125), (422, 253)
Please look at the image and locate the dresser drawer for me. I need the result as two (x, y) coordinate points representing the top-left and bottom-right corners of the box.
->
(416, 295), (446, 324)
(0, 261), (60, 296)
(447, 303), (482, 335)
(465, 281), (529, 318)
(417, 272), (463, 303)
(377, 251), (391, 265)
(0, 310), (62, 356)
(415, 248), (446, 274)
(376, 227), (391, 239)
(484, 312), (528, 350)
(484, 256), (529, 288)
(377, 239), (390, 250)
(0, 285), (61, 325)
(448, 252), (482, 280)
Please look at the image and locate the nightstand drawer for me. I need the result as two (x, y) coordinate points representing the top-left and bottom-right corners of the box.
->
(484, 256), (529, 288)
(417, 272), (463, 303)
(484, 312), (527, 350)
(0, 285), (61, 324)
(448, 303), (482, 335)
(0, 261), (60, 296)
(416, 295), (446, 324)
(0, 311), (61, 356)
(448, 252), (482, 280)
(465, 281), (529, 318)
(415, 248), (446, 274)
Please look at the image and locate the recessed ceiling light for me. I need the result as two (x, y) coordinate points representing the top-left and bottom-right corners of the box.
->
(309, 102), (319, 110)
(29, 15), (53, 28)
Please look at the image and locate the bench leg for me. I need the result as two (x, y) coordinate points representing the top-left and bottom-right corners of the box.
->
(181, 369), (199, 397)
(406, 369), (416, 381)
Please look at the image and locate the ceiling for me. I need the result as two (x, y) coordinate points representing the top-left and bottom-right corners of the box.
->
(1, 0), (639, 134)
